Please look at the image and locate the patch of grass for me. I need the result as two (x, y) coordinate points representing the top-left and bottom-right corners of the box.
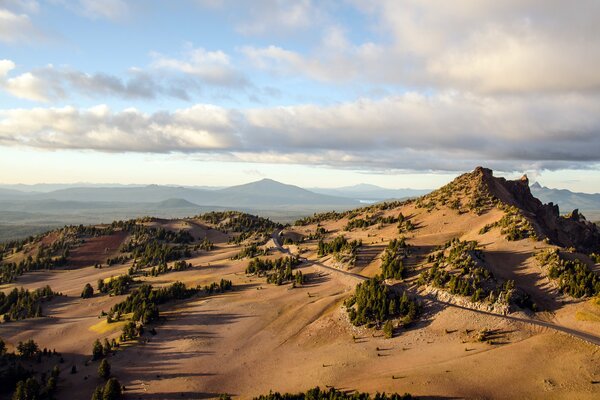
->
(89, 313), (131, 334)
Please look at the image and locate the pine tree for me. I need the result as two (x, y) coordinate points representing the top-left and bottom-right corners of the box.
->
(98, 359), (111, 380)
(92, 339), (103, 360)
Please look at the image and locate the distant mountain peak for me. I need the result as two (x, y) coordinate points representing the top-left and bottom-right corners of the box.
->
(530, 181), (542, 189)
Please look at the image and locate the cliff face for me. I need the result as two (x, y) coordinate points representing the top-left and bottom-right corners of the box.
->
(475, 167), (600, 253)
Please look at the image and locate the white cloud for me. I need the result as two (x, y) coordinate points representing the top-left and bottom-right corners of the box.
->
(0, 104), (239, 152)
(2, 92), (600, 172)
(0, 8), (41, 43)
(0, 52), (249, 102)
(245, 0), (600, 93)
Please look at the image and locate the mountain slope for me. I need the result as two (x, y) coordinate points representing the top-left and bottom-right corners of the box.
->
(219, 178), (358, 206)
(422, 166), (600, 252)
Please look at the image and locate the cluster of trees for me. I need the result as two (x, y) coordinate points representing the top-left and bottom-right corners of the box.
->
(97, 275), (133, 296)
(0, 338), (62, 399)
(202, 279), (233, 294)
(317, 236), (362, 257)
(92, 338), (119, 361)
(345, 276), (418, 327)
(419, 239), (532, 308)
(318, 236), (362, 266)
(245, 257), (304, 285)
(344, 213), (399, 231)
(252, 387), (413, 400)
(198, 211), (281, 234)
(479, 205), (537, 241)
(148, 259), (192, 277)
(381, 237), (410, 280)
(0, 286), (56, 322)
(107, 282), (192, 325)
(295, 201), (409, 227)
(419, 239), (491, 299)
(0, 254), (67, 285)
(396, 213), (416, 233)
(537, 249), (600, 297)
(105, 255), (130, 267)
(233, 243), (268, 259)
(295, 211), (347, 226)
(129, 240), (188, 268)
(194, 238), (214, 251)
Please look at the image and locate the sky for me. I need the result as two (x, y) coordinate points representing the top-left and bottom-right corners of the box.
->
(1, 0), (600, 192)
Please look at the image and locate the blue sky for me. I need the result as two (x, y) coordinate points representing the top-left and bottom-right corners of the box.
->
(1, 1), (600, 191)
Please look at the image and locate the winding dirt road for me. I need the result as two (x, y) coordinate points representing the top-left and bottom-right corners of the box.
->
(272, 229), (600, 347)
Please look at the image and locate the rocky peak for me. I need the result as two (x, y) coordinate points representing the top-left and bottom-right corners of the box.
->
(440, 167), (600, 253)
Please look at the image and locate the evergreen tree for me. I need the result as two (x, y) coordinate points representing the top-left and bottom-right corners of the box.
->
(98, 359), (111, 380)
(81, 283), (94, 299)
(102, 378), (122, 400)
(91, 386), (103, 400)
(92, 339), (103, 360)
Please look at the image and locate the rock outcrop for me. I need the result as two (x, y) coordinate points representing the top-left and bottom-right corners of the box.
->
(473, 167), (600, 253)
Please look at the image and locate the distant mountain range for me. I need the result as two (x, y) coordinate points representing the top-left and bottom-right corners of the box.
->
(311, 183), (431, 202)
(0, 179), (358, 208)
(530, 182), (600, 218)
(1, 178), (598, 242)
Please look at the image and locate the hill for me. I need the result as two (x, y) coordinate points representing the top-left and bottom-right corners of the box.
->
(0, 167), (599, 400)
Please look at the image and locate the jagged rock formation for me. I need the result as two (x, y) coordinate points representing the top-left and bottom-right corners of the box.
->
(474, 167), (600, 252)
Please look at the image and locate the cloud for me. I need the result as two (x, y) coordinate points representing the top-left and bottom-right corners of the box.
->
(245, 0), (600, 94)
(0, 104), (240, 152)
(0, 50), (250, 102)
(0, 8), (42, 43)
(2, 92), (600, 172)
(0, 61), (197, 102)
(150, 47), (248, 88)
(235, 0), (316, 35)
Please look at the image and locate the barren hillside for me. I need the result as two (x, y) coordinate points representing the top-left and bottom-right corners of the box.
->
(1, 169), (599, 400)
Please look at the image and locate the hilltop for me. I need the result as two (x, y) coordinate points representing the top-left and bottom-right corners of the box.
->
(0, 168), (599, 399)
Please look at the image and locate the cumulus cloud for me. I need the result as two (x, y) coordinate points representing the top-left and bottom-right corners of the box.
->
(0, 104), (240, 152)
(2, 92), (600, 171)
(0, 8), (42, 43)
(245, 0), (600, 94)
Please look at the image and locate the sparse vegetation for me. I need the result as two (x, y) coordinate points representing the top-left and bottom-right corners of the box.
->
(252, 387), (413, 400)
(318, 236), (362, 266)
(233, 243), (268, 259)
(537, 249), (600, 297)
(479, 205), (537, 241)
(419, 239), (531, 309)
